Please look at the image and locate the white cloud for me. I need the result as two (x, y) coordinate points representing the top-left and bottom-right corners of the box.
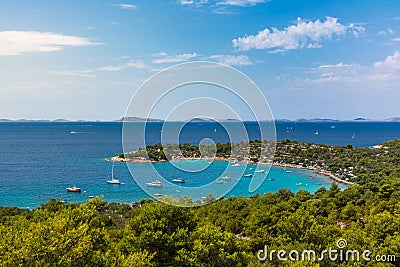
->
(374, 51), (400, 71)
(52, 69), (95, 78)
(152, 53), (197, 64)
(392, 37), (400, 42)
(288, 51), (400, 91)
(379, 28), (394, 35)
(178, 0), (195, 5)
(0, 31), (102, 56)
(99, 60), (146, 71)
(177, 0), (265, 8)
(152, 52), (168, 57)
(233, 17), (365, 52)
(319, 63), (359, 69)
(209, 54), (252, 66)
(113, 3), (137, 10)
(216, 0), (266, 6)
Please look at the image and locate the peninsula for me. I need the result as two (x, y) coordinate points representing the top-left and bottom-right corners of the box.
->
(110, 139), (400, 187)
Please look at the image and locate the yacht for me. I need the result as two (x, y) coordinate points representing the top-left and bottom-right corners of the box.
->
(66, 186), (81, 193)
(243, 174), (253, 177)
(296, 182), (303, 186)
(255, 169), (265, 173)
(146, 180), (162, 187)
(107, 162), (122, 184)
(172, 178), (185, 183)
(221, 176), (232, 181)
(232, 163), (240, 167)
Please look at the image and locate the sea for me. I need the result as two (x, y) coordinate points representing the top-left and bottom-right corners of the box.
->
(1, 121), (399, 209)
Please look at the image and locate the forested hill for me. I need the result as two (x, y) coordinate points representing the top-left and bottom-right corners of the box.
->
(1, 140), (400, 266)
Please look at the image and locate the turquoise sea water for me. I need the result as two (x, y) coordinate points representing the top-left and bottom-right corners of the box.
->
(1, 121), (399, 208)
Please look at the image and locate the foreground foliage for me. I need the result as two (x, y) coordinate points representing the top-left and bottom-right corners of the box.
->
(2, 139), (400, 266)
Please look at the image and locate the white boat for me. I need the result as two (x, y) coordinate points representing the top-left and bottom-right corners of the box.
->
(221, 176), (232, 181)
(146, 180), (162, 187)
(243, 174), (252, 177)
(255, 169), (265, 173)
(296, 182), (303, 186)
(107, 162), (122, 184)
(66, 186), (81, 193)
(153, 193), (163, 197)
(232, 163), (240, 167)
(314, 131), (319, 135)
(172, 178), (185, 183)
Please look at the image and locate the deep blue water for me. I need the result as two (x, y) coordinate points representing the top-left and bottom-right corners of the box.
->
(0, 121), (399, 208)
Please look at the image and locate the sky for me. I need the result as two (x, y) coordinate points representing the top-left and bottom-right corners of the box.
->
(1, 0), (400, 120)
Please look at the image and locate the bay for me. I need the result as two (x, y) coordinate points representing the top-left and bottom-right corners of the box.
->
(1, 121), (399, 208)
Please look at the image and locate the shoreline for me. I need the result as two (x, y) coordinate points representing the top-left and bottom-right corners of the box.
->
(108, 156), (355, 186)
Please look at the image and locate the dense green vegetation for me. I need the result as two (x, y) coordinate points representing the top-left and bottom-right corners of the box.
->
(2, 139), (400, 266)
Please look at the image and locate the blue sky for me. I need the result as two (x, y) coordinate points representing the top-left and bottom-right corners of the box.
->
(1, 0), (400, 120)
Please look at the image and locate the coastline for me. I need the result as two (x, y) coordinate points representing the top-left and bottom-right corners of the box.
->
(108, 156), (355, 186)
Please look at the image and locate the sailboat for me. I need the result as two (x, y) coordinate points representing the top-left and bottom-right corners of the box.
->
(107, 162), (122, 184)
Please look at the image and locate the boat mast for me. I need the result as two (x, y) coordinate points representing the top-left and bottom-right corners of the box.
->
(112, 162), (114, 180)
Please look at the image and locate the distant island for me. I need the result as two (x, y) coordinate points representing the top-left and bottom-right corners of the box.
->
(1, 116), (400, 122)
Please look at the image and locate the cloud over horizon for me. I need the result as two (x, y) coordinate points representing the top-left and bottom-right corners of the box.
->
(0, 31), (102, 56)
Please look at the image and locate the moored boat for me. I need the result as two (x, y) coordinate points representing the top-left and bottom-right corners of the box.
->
(172, 178), (185, 183)
(66, 186), (81, 193)
(146, 180), (162, 187)
(107, 162), (122, 184)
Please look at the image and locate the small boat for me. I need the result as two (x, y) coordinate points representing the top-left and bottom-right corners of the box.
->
(217, 180), (225, 184)
(351, 133), (356, 139)
(66, 186), (81, 193)
(331, 125), (336, 129)
(107, 162), (122, 184)
(269, 178), (275, 181)
(285, 170), (292, 173)
(154, 193), (163, 197)
(221, 176), (232, 181)
(243, 174), (252, 177)
(296, 182), (303, 186)
(255, 169), (265, 173)
(172, 178), (185, 183)
(146, 180), (162, 187)
(232, 163), (240, 167)
(314, 131), (319, 135)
